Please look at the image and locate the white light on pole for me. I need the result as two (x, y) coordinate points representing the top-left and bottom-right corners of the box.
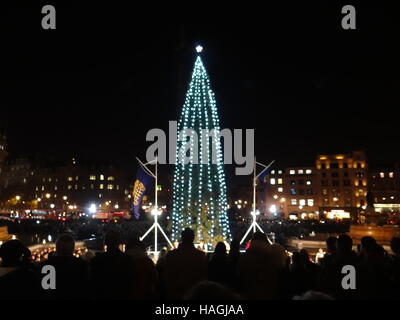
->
(89, 203), (97, 214)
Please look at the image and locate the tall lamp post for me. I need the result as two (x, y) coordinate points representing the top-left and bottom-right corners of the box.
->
(136, 157), (174, 259)
(240, 158), (275, 245)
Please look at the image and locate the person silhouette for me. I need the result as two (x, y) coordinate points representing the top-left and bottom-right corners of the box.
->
(163, 228), (207, 299)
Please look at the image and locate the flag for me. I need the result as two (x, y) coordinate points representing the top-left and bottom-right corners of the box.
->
(258, 168), (270, 183)
(132, 164), (153, 219)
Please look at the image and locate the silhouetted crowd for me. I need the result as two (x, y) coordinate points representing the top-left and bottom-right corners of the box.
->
(1, 228), (400, 300)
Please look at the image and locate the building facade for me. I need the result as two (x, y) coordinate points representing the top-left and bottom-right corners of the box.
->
(369, 163), (400, 213)
(261, 151), (369, 220)
(0, 158), (133, 212)
(316, 151), (368, 220)
(263, 167), (318, 219)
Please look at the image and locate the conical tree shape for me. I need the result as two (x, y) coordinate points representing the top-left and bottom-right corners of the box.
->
(171, 53), (232, 248)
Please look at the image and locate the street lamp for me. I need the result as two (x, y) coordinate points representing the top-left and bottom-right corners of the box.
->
(89, 203), (97, 214)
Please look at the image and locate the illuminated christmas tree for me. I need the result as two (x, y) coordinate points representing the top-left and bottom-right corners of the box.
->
(171, 46), (232, 248)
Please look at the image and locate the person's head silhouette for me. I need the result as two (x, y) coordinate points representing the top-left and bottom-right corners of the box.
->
(337, 234), (353, 256)
(391, 237), (400, 256)
(214, 242), (227, 255)
(326, 236), (337, 254)
(104, 230), (121, 251)
(0, 240), (26, 267)
(181, 228), (195, 245)
(56, 234), (75, 256)
(361, 236), (378, 255)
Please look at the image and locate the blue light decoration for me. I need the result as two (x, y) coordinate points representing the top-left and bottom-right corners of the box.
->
(171, 46), (232, 249)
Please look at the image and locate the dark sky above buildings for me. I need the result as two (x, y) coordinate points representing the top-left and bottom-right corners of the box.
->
(1, 2), (399, 186)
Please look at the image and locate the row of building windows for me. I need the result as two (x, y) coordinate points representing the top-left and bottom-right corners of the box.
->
(289, 199), (314, 206)
(321, 180), (352, 187)
(373, 172), (395, 179)
(290, 180), (312, 185)
(36, 184), (120, 191)
(375, 196), (396, 201)
(290, 188), (313, 195)
(319, 162), (365, 169)
(289, 169), (312, 175)
(270, 178), (283, 185)
(33, 175), (116, 183)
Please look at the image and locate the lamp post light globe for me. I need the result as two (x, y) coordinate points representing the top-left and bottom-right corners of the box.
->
(89, 203), (97, 214)
(151, 208), (162, 216)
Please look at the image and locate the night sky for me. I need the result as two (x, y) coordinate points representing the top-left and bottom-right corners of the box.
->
(1, 3), (399, 187)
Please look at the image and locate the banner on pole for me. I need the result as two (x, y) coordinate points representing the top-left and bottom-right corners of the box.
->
(132, 164), (153, 219)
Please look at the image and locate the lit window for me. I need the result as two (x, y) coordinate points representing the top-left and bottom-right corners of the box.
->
(100, 184), (104, 189)
(68, 185), (72, 190)
(298, 170), (304, 174)
(290, 170), (295, 175)
(90, 184), (94, 189)
(306, 169), (312, 174)
(278, 170), (283, 174)
(307, 199), (314, 206)
(74, 185), (78, 190)
(48, 178), (52, 182)
(380, 172), (385, 178)
(116, 185), (120, 190)
(68, 177), (73, 181)
(75, 176), (79, 181)
(100, 175), (104, 181)
(107, 184), (114, 190)
(99, 193), (102, 198)
(290, 188), (297, 195)
(306, 180), (312, 185)
(389, 172), (394, 178)
(90, 175), (96, 181)
(299, 199), (306, 206)
(54, 186), (57, 190)
(41, 186), (45, 191)
(277, 178), (283, 184)
(270, 178), (276, 185)
(271, 170), (275, 175)
(278, 187), (283, 192)
(291, 199), (297, 205)
(107, 176), (115, 181)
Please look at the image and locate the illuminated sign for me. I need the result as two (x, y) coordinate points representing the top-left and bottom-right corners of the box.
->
(327, 209), (350, 219)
